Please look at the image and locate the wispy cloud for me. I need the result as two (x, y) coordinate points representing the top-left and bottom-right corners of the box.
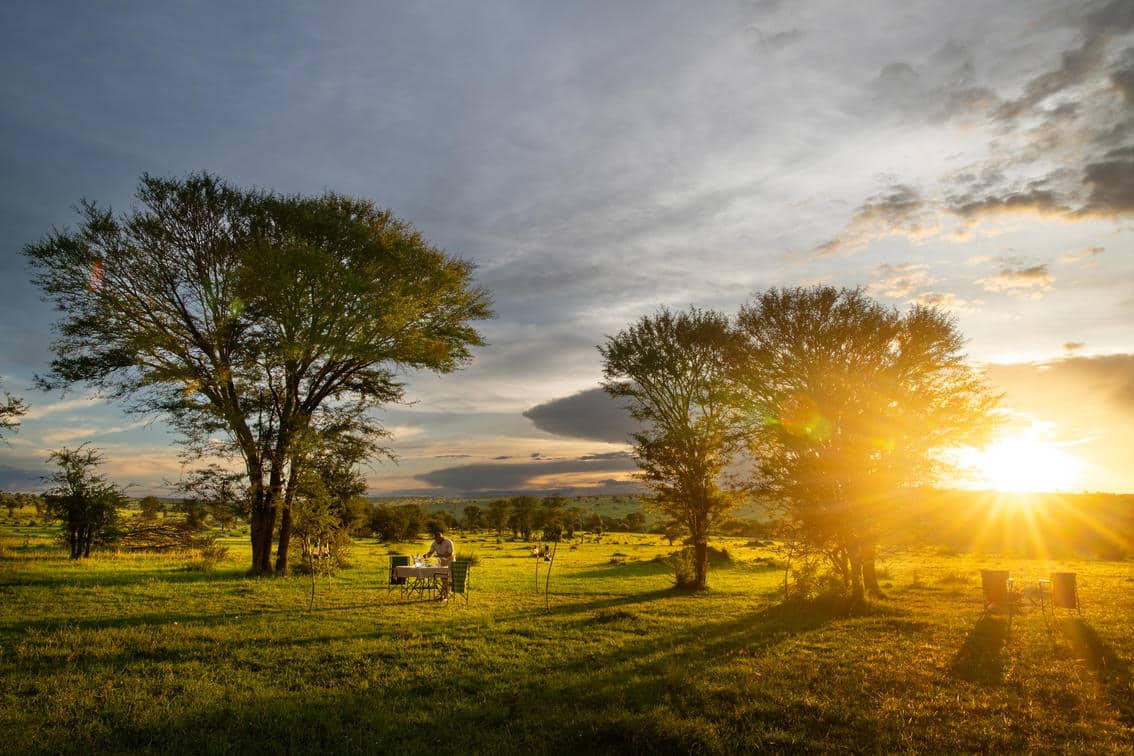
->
(1062, 246), (1105, 265)
(867, 263), (932, 299)
(977, 264), (1055, 297)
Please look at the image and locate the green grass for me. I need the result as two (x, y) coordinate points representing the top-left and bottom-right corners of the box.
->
(1, 516), (1132, 754)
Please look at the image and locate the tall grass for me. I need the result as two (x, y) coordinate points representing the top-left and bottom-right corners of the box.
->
(1, 517), (1131, 754)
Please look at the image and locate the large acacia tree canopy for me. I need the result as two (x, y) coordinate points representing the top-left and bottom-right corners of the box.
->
(25, 173), (492, 420)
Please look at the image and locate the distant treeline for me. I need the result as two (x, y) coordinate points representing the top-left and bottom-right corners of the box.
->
(6, 489), (1128, 560)
(889, 489), (1133, 560)
(398, 490), (1132, 559)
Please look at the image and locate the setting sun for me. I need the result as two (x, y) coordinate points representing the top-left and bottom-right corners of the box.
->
(967, 436), (1086, 493)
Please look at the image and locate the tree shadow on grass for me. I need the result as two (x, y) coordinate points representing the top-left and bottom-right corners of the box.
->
(0, 566), (253, 589)
(949, 615), (1010, 685)
(54, 598), (870, 755)
(1059, 618), (1134, 727)
(569, 560), (674, 579)
(10, 592), (926, 755)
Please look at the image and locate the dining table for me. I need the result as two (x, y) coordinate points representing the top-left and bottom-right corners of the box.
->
(394, 564), (450, 600)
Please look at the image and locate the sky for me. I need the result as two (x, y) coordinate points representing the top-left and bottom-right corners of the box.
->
(1, 0), (1132, 498)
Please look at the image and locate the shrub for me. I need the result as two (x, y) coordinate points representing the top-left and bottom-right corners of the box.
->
(184, 539), (228, 572)
(668, 548), (699, 589)
(787, 560), (846, 602)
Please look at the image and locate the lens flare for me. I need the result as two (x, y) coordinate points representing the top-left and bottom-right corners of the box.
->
(777, 393), (832, 441)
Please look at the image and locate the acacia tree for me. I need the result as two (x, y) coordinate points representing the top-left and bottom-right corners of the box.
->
(43, 445), (126, 558)
(26, 173), (492, 574)
(485, 498), (510, 538)
(600, 307), (743, 588)
(733, 287), (999, 601)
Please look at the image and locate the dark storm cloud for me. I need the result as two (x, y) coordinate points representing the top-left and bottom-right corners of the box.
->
(1082, 149), (1134, 214)
(1112, 51), (1134, 101)
(413, 450), (638, 496)
(0, 463), (43, 492)
(523, 388), (639, 443)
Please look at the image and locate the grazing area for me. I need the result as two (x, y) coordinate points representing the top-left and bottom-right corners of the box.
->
(2, 518), (1131, 754)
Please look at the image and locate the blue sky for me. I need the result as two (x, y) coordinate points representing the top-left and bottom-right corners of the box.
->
(2, 0), (1132, 497)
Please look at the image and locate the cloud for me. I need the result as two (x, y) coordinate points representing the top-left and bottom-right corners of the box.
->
(867, 263), (932, 299)
(0, 463), (46, 492)
(947, 189), (1071, 221)
(820, 0), (1134, 255)
(977, 264), (1054, 297)
(21, 395), (102, 420)
(984, 353), (1134, 492)
(986, 353), (1134, 420)
(1062, 246), (1105, 264)
(413, 450), (639, 496)
(1081, 149), (1134, 215)
(523, 387), (640, 443)
(815, 185), (937, 255)
(907, 291), (975, 312)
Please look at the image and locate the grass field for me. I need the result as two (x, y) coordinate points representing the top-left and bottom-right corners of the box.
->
(2, 515), (1132, 754)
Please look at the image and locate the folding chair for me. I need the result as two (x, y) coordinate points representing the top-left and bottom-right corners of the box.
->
(980, 569), (1019, 616)
(449, 559), (471, 605)
(388, 555), (410, 593)
(1048, 571), (1081, 616)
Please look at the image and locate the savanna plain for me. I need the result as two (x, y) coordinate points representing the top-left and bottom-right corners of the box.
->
(2, 507), (1132, 755)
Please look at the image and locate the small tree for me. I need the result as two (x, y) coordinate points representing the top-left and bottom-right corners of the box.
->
(370, 502), (427, 543)
(462, 504), (484, 530)
(508, 496), (538, 540)
(43, 445), (126, 558)
(600, 307), (743, 588)
(138, 495), (164, 521)
(485, 498), (511, 538)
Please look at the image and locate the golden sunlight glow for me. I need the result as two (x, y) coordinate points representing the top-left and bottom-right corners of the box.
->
(968, 436), (1086, 493)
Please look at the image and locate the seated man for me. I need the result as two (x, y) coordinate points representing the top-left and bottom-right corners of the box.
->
(424, 530), (455, 599)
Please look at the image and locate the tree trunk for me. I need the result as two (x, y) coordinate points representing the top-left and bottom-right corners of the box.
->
(862, 541), (885, 598)
(693, 539), (708, 589)
(249, 499), (276, 575)
(275, 506), (291, 576)
(848, 543), (864, 603)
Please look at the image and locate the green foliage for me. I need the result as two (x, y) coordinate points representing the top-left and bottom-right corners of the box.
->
(734, 287), (1001, 600)
(370, 502), (427, 542)
(668, 547), (699, 588)
(485, 498), (510, 536)
(600, 307), (744, 587)
(0, 380), (27, 441)
(25, 172), (493, 574)
(136, 495), (164, 521)
(42, 445), (126, 558)
(462, 504), (484, 530)
(183, 538), (230, 572)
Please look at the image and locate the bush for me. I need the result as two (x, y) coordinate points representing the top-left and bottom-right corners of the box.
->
(184, 539), (229, 572)
(668, 548), (699, 589)
(787, 560), (846, 602)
